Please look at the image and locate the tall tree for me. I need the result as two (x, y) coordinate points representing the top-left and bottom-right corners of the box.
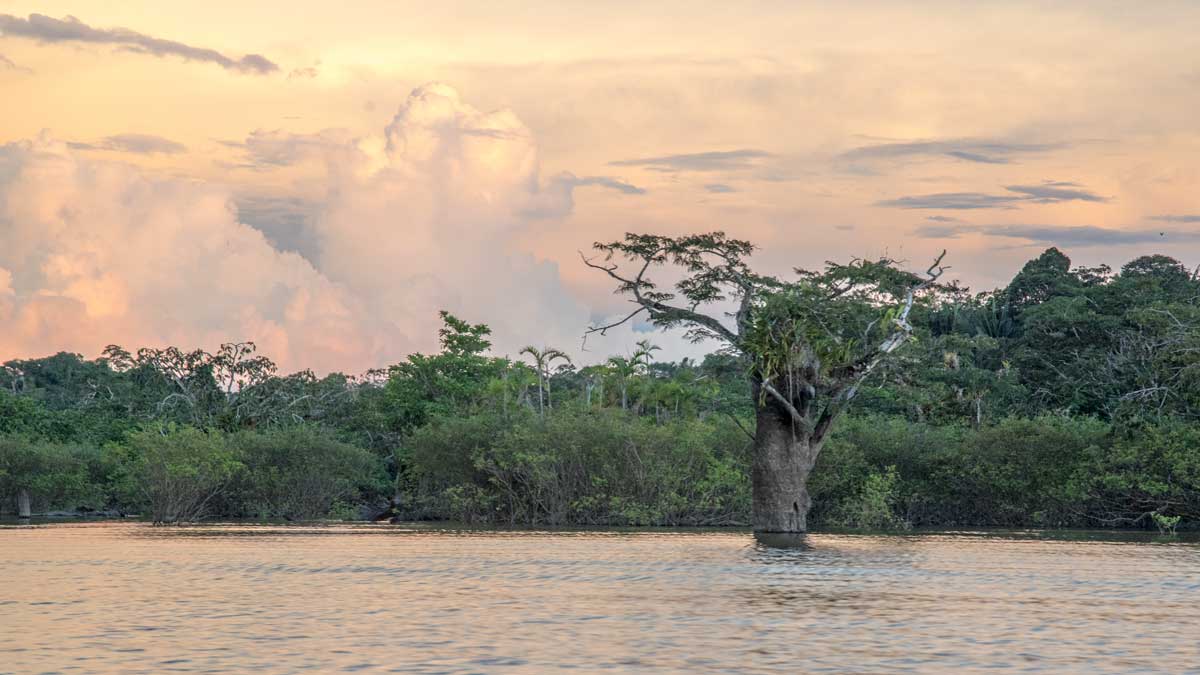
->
(585, 232), (944, 533)
(519, 346), (572, 416)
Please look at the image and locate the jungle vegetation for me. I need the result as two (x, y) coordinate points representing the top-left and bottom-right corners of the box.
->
(2, 240), (1199, 531)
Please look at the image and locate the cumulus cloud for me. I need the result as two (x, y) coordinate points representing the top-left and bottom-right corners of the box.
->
(234, 195), (323, 261)
(0, 13), (278, 74)
(877, 181), (1107, 210)
(0, 84), (645, 372)
(68, 133), (186, 154)
(0, 135), (369, 372)
(609, 149), (772, 171)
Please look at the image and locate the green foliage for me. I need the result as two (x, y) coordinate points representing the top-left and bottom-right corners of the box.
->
(1151, 512), (1181, 535)
(405, 408), (750, 526)
(116, 425), (242, 524)
(4, 244), (1200, 531)
(0, 436), (106, 512)
(228, 426), (388, 521)
(829, 465), (909, 531)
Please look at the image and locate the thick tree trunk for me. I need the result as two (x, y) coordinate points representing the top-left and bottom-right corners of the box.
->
(16, 489), (32, 519)
(751, 390), (818, 533)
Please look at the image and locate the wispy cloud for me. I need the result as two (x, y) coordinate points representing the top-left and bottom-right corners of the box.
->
(915, 222), (1191, 247)
(841, 138), (1064, 165)
(569, 175), (646, 195)
(1151, 214), (1200, 223)
(876, 192), (1023, 210)
(1, 52), (23, 70)
(221, 129), (354, 168)
(609, 149), (772, 171)
(1004, 181), (1107, 203)
(877, 181), (1108, 210)
(704, 183), (736, 193)
(0, 13), (278, 74)
(68, 133), (186, 154)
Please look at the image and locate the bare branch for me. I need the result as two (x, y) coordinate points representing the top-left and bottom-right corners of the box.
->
(761, 379), (808, 429)
(580, 250), (741, 346)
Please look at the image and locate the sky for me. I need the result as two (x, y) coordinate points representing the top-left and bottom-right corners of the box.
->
(2, 1), (1199, 373)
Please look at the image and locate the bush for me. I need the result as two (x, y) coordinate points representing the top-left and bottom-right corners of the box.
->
(812, 413), (1112, 529)
(828, 465), (910, 530)
(0, 435), (106, 514)
(403, 408), (751, 525)
(116, 425), (241, 523)
(229, 426), (387, 520)
(1066, 419), (1200, 528)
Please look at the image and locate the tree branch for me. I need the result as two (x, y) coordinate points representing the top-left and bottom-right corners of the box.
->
(580, 250), (741, 346)
(813, 250), (948, 441)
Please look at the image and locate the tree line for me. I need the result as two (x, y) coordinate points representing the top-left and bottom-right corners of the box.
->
(1, 244), (1198, 532)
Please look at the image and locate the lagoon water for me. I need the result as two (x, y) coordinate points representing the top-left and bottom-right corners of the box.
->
(1, 523), (1198, 674)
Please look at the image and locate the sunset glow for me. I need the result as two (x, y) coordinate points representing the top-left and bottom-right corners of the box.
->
(3, 1), (1199, 371)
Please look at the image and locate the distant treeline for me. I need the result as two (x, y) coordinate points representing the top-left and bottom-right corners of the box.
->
(2, 248), (1198, 531)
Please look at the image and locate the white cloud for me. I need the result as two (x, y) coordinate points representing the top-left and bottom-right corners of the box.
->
(0, 86), (657, 372)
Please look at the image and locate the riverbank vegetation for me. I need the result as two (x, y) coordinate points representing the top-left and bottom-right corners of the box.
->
(2, 247), (1198, 529)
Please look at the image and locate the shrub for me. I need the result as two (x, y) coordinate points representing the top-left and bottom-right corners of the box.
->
(0, 435), (105, 514)
(229, 426), (387, 520)
(403, 408), (751, 525)
(117, 425), (241, 523)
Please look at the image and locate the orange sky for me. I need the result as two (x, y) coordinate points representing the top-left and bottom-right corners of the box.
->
(2, 2), (1199, 371)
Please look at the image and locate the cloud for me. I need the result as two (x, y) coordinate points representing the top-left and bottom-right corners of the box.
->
(234, 195), (323, 262)
(914, 222), (1192, 247)
(0, 13), (278, 74)
(876, 192), (1023, 210)
(926, 215), (962, 222)
(877, 181), (1107, 210)
(0, 135), (367, 373)
(609, 149), (772, 171)
(914, 223), (964, 238)
(704, 183), (736, 193)
(0, 85), (647, 372)
(1151, 214), (1200, 223)
(1004, 181), (1107, 203)
(841, 138), (1063, 165)
(0, 51), (31, 74)
(68, 133), (186, 155)
(567, 175), (646, 195)
(288, 65), (319, 80)
(222, 129), (357, 168)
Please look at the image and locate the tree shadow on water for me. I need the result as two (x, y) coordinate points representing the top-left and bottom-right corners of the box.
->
(753, 531), (813, 550)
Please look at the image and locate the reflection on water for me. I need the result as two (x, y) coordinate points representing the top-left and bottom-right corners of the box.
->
(1, 523), (1198, 673)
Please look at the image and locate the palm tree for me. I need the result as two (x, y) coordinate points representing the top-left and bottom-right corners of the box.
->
(606, 355), (638, 411)
(519, 346), (571, 416)
(579, 364), (608, 407)
(633, 339), (661, 365)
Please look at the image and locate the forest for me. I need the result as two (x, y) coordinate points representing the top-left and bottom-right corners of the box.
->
(2, 245), (1198, 532)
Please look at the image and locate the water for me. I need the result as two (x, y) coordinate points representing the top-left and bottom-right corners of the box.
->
(1, 523), (1198, 674)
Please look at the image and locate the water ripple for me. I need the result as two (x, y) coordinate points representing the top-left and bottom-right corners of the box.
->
(1, 522), (1198, 673)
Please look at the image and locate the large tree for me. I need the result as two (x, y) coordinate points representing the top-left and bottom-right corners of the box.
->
(584, 232), (945, 533)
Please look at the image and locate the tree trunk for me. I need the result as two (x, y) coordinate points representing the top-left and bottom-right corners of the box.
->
(537, 373), (545, 417)
(751, 394), (817, 533)
(16, 489), (32, 519)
